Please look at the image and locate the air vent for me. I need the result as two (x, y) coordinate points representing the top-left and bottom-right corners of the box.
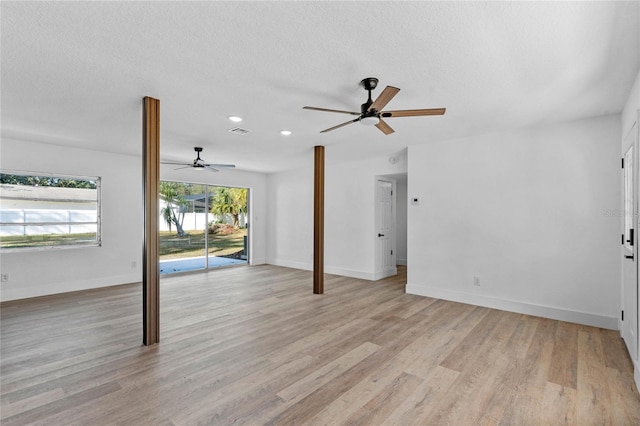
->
(228, 127), (250, 135)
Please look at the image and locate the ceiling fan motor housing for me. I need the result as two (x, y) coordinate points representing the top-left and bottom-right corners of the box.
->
(361, 102), (375, 114)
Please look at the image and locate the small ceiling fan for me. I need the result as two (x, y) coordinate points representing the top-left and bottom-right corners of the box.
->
(303, 77), (445, 135)
(161, 147), (235, 172)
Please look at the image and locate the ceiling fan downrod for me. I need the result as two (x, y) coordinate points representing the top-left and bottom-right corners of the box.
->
(193, 147), (204, 164)
(360, 77), (378, 113)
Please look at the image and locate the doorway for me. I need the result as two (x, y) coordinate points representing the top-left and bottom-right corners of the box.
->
(622, 122), (639, 362)
(158, 181), (249, 274)
(375, 177), (397, 279)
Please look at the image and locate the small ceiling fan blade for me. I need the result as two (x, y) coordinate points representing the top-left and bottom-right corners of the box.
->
(161, 161), (190, 166)
(203, 163), (235, 168)
(381, 108), (446, 118)
(369, 86), (400, 112)
(375, 119), (395, 135)
(203, 165), (220, 172)
(303, 106), (360, 116)
(320, 118), (360, 133)
(173, 166), (192, 170)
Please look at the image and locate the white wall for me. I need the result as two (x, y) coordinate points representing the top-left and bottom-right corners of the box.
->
(0, 139), (268, 301)
(161, 165), (267, 266)
(406, 115), (622, 329)
(1, 139), (143, 301)
(266, 149), (408, 280)
(266, 162), (314, 270)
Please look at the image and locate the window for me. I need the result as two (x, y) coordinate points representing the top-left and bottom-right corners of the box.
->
(624, 146), (634, 251)
(0, 172), (101, 251)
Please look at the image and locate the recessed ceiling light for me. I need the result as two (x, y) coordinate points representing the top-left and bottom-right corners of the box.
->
(228, 116), (243, 123)
(280, 130), (292, 136)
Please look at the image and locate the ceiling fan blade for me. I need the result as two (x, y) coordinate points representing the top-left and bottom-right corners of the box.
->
(161, 161), (190, 166)
(320, 118), (360, 133)
(381, 108), (446, 118)
(203, 165), (220, 172)
(375, 119), (395, 135)
(173, 166), (192, 170)
(303, 106), (360, 116)
(203, 163), (235, 168)
(369, 86), (400, 112)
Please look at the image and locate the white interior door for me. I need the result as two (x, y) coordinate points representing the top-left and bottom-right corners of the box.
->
(376, 178), (396, 279)
(622, 122), (638, 362)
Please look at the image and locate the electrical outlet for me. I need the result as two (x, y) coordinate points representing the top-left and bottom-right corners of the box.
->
(1, 274), (9, 283)
(473, 276), (480, 286)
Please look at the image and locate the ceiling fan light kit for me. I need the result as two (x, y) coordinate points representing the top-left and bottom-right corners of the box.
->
(360, 116), (380, 126)
(303, 77), (445, 135)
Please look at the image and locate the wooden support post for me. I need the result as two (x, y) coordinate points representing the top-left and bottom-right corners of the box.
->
(314, 145), (325, 294)
(142, 96), (160, 345)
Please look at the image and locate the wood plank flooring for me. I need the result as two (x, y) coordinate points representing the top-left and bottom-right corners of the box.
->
(1, 265), (639, 425)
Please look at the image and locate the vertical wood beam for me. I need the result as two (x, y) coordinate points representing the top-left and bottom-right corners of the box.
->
(314, 145), (325, 294)
(142, 97), (160, 345)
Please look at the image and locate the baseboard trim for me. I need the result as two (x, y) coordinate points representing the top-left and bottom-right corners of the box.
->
(328, 266), (375, 281)
(266, 258), (376, 280)
(0, 273), (141, 302)
(405, 283), (618, 330)
(374, 267), (397, 281)
(396, 258), (407, 266)
(635, 360), (640, 395)
(266, 258), (312, 272)
(249, 257), (266, 266)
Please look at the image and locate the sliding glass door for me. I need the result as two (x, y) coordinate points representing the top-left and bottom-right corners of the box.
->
(207, 186), (249, 268)
(159, 181), (248, 275)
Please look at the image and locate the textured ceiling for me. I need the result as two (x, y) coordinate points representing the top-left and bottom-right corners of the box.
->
(2, 1), (639, 173)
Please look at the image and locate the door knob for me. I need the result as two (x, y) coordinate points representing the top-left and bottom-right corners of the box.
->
(378, 233), (385, 237)
(625, 255), (634, 260)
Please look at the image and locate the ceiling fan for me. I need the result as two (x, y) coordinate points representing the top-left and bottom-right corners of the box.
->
(303, 77), (445, 135)
(161, 147), (235, 172)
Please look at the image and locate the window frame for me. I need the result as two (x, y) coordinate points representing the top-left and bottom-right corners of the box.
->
(0, 170), (102, 252)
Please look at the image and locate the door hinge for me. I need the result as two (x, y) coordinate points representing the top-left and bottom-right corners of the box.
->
(390, 249), (393, 255)
(622, 158), (625, 168)
(630, 229), (634, 246)
(622, 310), (624, 321)
(622, 234), (625, 245)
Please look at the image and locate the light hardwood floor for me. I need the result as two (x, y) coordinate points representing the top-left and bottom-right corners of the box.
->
(1, 265), (639, 425)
